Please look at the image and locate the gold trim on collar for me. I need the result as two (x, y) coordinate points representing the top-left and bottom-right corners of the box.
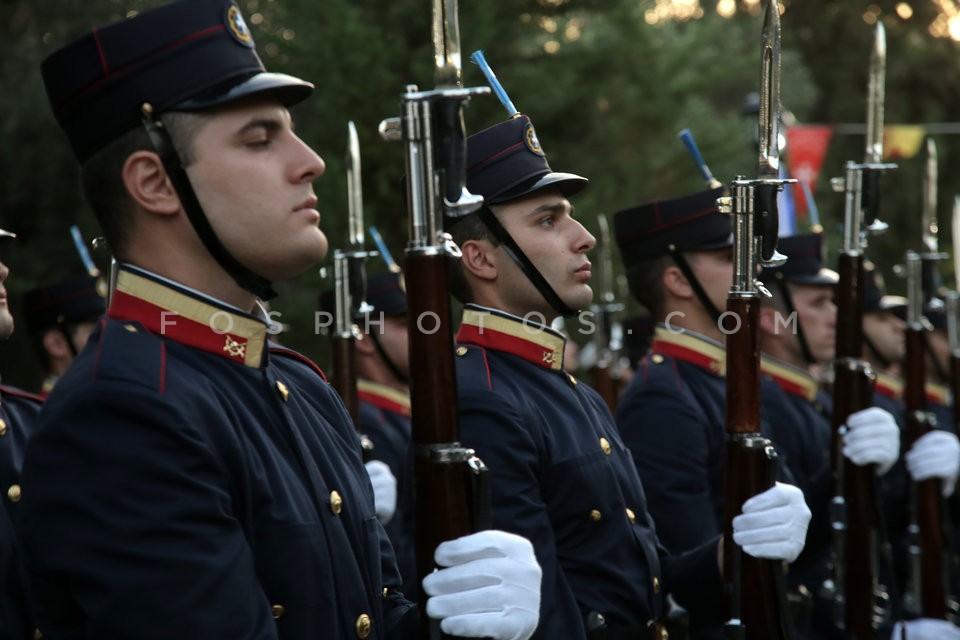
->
(653, 326), (727, 376)
(461, 308), (565, 371)
(357, 380), (411, 412)
(116, 270), (267, 368)
(760, 355), (818, 401)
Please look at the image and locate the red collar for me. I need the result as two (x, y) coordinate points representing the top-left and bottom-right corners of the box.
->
(760, 356), (819, 401)
(874, 372), (904, 400)
(107, 268), (268, 368)
(358, 380), (411, 417)
(456, 307), (565, 371)
(649, 326), (726, 376)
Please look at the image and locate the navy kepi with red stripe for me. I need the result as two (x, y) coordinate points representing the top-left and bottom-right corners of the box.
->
(612, 187), (730, 267)
(42, 0), (313, 163)
(466, 115), (587, 205)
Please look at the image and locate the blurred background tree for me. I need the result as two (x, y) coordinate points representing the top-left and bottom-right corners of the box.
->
(1, 0), (959, 389)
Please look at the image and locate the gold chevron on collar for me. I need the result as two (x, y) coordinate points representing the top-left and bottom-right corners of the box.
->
(111, 269), (268, 368)
(358, 379), (411, 417)
(760, 355), (818, 401)
(650, 326), (726, 376)
(458, 307), (565, 371)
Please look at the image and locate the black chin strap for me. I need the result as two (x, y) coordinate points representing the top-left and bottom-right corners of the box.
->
(772, 275), (816, 366)
(369, 331), (409, 386)
(667, 247), (722, 325)
(477, 207), (578, 318)
(863, 332), (892, 370)
(140, 104), (278, 301)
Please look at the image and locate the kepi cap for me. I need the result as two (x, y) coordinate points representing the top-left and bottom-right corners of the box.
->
(761, 233), (838, 286)
(466, 115), (587, 206)
(42, 0), (313, 163)
(612, 187), (730, 267)
(22, 275), (107, 334)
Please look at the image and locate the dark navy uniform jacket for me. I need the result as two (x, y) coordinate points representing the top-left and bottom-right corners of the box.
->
(759, 357), (838, 639)
(454, 306), (723, 639)
(358, 380), (417, 603)
(616, 326), (801, 638)
(18, 266), (415, 640)
(0, 385), (42, 640)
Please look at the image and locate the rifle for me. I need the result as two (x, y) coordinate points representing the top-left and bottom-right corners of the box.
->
(903, 249), (950, 619)
(589, 214), (625, 414)
(716, 2), (794, 637)
(950, 197), (960, 435)
(826, 22), (896, 638)
(331, 120), (375, 456)
(379, 1), (491, 637)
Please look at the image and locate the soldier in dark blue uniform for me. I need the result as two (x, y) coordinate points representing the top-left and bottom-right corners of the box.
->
(22, 274), (107, 397)
(758, 232), (908, 638)
(446, 114), (813, 640)
(20, 2), (542, 638)
(353, 271), (417, 603)
(610, 193), (901, 639)
(0, 228), (45, 640)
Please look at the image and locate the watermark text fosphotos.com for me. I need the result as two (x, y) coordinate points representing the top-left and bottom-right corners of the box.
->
(156, 308), (800, 338)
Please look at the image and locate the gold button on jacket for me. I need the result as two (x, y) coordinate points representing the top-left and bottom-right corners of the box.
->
(355, 613), (372, 638)
(330, 490), (343, 515)
(271, 604), (285, 619)
(7, 484), (21, 503)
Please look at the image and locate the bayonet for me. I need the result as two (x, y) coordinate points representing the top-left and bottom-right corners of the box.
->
(922, 138), (939, 255)
(346, 121), (365, 251)
(758, 2), (782, 181)
(433, 0), (462, 88)
(953, 196), (960, 294)
(865, 23), (886, 166)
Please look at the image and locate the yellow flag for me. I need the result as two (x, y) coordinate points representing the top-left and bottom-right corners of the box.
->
(883, 125), (926, 159)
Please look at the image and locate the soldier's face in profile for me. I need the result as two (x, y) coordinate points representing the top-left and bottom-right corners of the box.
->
(492, 188), (596, 320)
(0, 259), (13, 342)
(790, 284), (836, 364)
(686, 247), (734, 316)
(862, 310), (905, 364)
(184, 95), (328, 282)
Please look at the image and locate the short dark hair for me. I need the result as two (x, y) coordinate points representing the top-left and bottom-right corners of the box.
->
(625, 254), (673, 320)
(447, 209), (499, 304)
(78, 111), (204, 256)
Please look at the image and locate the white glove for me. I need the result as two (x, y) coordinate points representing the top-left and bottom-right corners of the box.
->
(905, 430), (960, 497)
(891, 618), (960, 640)
(364, 460), (397, 524)
(422, 530), (541, 640)
(842, 407), (901, 475)
(732, 482), (811, 563)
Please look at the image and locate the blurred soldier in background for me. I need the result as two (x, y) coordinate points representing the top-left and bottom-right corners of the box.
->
(22, 274), (106, 396)
(0, 228), (44, 640)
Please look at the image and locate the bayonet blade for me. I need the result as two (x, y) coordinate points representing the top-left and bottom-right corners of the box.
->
(596, 215), (615, 306)
(432, 0), (462, 88)
(922, 137), (938, 254)
(757, 0), (782, 179)
(346, 121), (364, 249)
(865, 22), (886, 164)
(953, 196), (960, 292)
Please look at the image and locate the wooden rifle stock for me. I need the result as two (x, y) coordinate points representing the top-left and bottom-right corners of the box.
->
(723, 296), (792, 640)
(590, 363), (618, 415)
(331, 335), (360, 427)
(903, 329), (949, 618)
(902, 253), (949, 618)
(830, 252), (881, 637)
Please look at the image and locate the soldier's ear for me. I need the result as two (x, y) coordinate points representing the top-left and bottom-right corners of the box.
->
(661, 264), (693, 300)
(41, 328), (71, 360)
(122, 151), (181, 217)
(459, 238), (498, 282)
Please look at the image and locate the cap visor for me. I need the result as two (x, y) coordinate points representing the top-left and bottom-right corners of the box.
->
(487, 171), (588, 204)
(176, 72), (314, 110)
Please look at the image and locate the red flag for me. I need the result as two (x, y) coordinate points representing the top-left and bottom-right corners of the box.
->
(786, 125), (834, 217)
